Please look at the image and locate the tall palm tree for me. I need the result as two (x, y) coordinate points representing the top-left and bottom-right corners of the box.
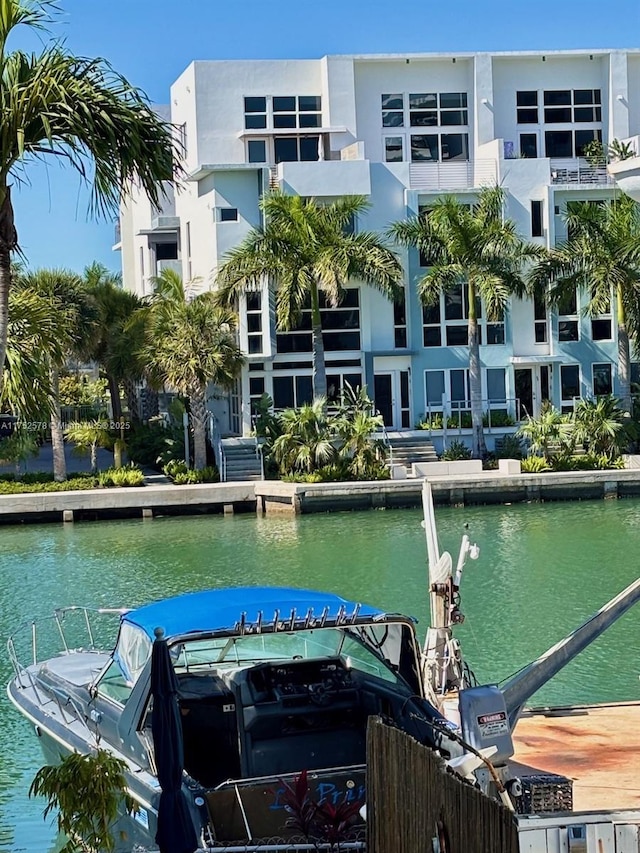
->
(530, 196), (640, 413)
(215, 193), (403, 399)
(84, 263), (147, 421)
(16, 268), (97, 480)
(143, 270), (244, 469)
(0, 0), (176, 399)
(390, 186), (544, 458)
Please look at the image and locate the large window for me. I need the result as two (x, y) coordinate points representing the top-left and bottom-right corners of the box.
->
(409, 92), (468, 127)
(531, 200), (543, 237)
(245, 291), (263, 355)
(421, 283), (504, 347)
(558, 287), (579, 342)
(382, 93), (404, 127)
(247, 139), (267, 163)
(273, 95), (322, 128)
(394, 292), (407, 348)
(592, 363), (613, 396)
(561, 364), (580, 409)
(276, 289), (360, 354)
(411, 133), (468, 162)
(534, 292), (548, 343)
(424, 369), (470, 412)
(517, 89), (602, 159)
(273, 375), (313, 409)
(384, 136), (404, 162)
(486, 368), (506, 403)
(591, 291), (613, 341)
(274, 135), (320, 163)
(327, 371), (363, 405)
(244, 96), (267, 129)
(546, 128), (602, 158)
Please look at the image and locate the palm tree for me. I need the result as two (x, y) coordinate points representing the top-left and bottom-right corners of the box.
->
(271, 398), (336, 476)
(0, 0), (176, 400)
(215, 193), (403, 399)
(572, 396), (635, 459)
(2, 287), (65, 418)
(65, 419), (113, 475)
(16, 268), (97, 481)
(390, 186), (544, 458)
(530, 196), (640, 413)
(84, 263), (146, 421)
(143, 270), (244, 469)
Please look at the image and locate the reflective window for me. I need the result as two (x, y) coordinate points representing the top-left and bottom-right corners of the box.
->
(545, 131), (573, 158)
(411, 135), (439, 161)
(441, 133), (468, 160)
(384, 136), (404, 162)
(520, 133), (538, 158)
(247, 139), (267, 163)
(575, 129), (602, 157)
(382, 93), (404, 127)
(531, 200), (543, 237)
(593, 363), (613, 396)
(561, 365), (580, 400)
(487, 368), (506, 402)
(425, 370), (445, 405)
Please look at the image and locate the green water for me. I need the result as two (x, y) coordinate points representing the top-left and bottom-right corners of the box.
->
(2, 500), (640, 851)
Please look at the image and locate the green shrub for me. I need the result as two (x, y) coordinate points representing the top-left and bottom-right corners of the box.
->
(163, 460), (219, 484)
(0, 476), (99, 494)
(495, 435), (524, 459)
(127, 421), (184, 469)
(416, 412), (444, 430)
(483, 410), (515, 428)
(521, 456), (551, 473)
(446, 411), (472, 429)
(98, 465), (145, 488)
(442, 439), (472, 460)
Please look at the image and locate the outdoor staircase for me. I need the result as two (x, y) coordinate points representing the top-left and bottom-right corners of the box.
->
(220, 437), (264, 482)
(384, 433), (438, 471)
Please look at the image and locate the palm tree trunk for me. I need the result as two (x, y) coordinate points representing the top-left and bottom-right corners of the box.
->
(50, 365), (67, 482)
(190, 383), (207, 470)
(310, 281), (327, 400)
(0, 184), (18, 400)
(107, 374), (122, 421)
(617, 286), (631, 413)
(123, 377), (139, 420)
(468, 288), (486, 459)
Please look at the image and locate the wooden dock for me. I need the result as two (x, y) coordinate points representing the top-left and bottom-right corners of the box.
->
(512, 701), (640, 811)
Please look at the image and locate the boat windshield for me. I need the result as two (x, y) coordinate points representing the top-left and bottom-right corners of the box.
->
(172, 622), (417, 687)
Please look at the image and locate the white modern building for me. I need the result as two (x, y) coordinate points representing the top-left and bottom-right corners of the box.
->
(116, 49), (640, 436)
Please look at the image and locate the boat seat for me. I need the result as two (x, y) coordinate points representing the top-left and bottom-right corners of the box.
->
(38, 652), (110, 686)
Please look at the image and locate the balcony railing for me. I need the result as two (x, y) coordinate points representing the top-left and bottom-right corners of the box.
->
(550, 158), (614, 186)
(409, 159), (497, 191)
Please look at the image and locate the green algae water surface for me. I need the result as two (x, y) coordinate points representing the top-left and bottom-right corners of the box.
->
(1, 499), (639, 851)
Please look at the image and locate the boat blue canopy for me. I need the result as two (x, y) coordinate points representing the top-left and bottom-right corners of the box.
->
(122, 586), (384, 641)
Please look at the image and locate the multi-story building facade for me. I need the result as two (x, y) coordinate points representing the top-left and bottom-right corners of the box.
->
(116, 49), (640, 436)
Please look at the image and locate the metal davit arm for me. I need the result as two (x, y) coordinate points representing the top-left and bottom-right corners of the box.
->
(502, 575), (640, 727)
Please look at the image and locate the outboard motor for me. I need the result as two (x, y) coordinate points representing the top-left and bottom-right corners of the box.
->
(458, 685), (514, 766)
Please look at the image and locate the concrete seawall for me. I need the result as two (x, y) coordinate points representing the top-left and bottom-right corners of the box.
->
(4, 469), (640, 525)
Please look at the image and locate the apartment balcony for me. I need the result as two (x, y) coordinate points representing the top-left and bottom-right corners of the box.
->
(550, 159), (614, 186)
(409, 159), (497, 191)
(275, 158), (371, 197)
(608, 155), (640, 201)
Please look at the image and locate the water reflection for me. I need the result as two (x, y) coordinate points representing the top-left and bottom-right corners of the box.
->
(2, 500), (640, 850)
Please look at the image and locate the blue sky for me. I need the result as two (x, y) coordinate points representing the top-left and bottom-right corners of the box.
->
(11, 0), (640, 275)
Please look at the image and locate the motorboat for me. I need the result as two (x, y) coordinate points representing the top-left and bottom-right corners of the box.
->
(7, 482), (640, 852)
